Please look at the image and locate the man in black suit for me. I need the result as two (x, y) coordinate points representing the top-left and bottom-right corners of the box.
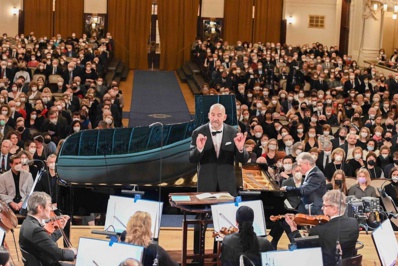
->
(19, 192), (76, 265)
(331, 127), (348, 149)
(286, 190), (359, 266)
(190, 103), (248, 196)
(312, 74), (329, 91)
(281, 152), (327, 215)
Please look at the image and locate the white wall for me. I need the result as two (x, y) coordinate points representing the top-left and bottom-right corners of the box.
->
(284, 0), (340, 46)
(84, 0), (107, 14)
(0, 0), (22, 37)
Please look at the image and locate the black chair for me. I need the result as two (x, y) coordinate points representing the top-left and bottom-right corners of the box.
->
(341, 254), (362, 266)
(20, 248), (42, 266)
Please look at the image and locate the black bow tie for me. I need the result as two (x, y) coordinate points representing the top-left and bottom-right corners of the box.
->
(212, 131), (222, 136)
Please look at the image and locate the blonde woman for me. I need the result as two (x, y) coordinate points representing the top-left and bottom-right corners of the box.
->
(348, 168), (377, 199)
(124, 211), (177, 266)
(324, 148), (354, 181)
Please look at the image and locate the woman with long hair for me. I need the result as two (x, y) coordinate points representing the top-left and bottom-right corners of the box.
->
(220, 206), (273, 265)
(124, 211), (177, 266)
(330, 169), (348, 195)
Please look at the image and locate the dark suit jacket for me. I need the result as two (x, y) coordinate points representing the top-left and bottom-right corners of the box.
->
(282, 177), (302, 209)
(289, 216), (359, 266)
(285, 166), (327, 214)
(331, 138), (346, 150)
(19, 216), (75, 266)
(189, 123), (249, 195)
(316, 151), (332, 173)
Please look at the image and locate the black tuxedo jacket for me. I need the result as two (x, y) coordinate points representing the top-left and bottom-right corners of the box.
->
(19, 216), (75, 265)
(189, 123), (248, 195)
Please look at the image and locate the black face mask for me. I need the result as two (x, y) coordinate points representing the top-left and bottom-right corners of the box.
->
(387, 124), (394, 129)
(292, 120), (298, 126)
(44, 139), (51, 144)
(368, 160), (375, 166)
(17, 126), (24, 132)
(339, 135), (345, 141)
(385, 137), (392, 142)
(300, 107), (306, 111)
(273, 119), (279, 123)
(318, 120), (326, 125)
(335, 179), (342, 187)
(393, 159), (398, 165)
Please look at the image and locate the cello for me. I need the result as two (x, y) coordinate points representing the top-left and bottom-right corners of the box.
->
(0, 200), (19, 265)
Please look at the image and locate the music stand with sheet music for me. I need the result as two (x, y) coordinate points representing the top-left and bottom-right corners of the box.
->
(0, 227), (5, 246)
(261, 247), (323, 266)
(372, 219), (398, 266)
(104, 195), (163, 239)
(75, 237), (144, 266)
(211, 200), (267, 238)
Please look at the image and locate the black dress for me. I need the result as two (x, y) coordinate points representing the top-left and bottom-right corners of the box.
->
(142, 243), (178, 266)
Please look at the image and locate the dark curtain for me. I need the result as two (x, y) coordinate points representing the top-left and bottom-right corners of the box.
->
(108, 0), (151, 69)
(55, 0), (84, 38)
(158, 0), (199, 70)
(224, 0), (253, 44)
(254, 0), (283, 43)
(24, 0), (53, 37)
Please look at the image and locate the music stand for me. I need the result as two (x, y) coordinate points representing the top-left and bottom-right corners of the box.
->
(378, 188), (398, 228)
(372, 219), (398, 266)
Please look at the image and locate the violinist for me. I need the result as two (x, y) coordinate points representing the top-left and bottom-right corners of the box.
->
(19, 192), (76, 266)
(220, 206), (273, 266)
(285, 190), (359, 266)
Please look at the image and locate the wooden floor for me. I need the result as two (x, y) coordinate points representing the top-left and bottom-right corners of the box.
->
(4, 225), (395, 266)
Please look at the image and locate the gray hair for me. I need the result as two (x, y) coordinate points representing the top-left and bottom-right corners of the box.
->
(323, 190), (347, 214)
(28, 192), (51, 215)
(296, 152), (315, 166)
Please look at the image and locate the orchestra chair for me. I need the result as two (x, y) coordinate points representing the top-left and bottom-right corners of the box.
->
(48, 74), (62, 84)
(20, 247), (42, 266)
(370, 178), (391, 197)
(345, 177), (358, 192)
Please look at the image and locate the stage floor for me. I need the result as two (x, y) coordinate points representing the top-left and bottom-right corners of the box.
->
(4, 225), (396, 265)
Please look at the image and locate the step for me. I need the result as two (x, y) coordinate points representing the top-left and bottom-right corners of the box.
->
(177, 68), (187, 82)
(115, 63), (124, 75)
(182, 63), (193, 77)
(108, 60), (120, 71)
(187, 79), (200, 94)
(105, 71), (115, 86)
(187, 61), (200, 74)
(193, 74), (206, 90)
(121, 67), (129, 81)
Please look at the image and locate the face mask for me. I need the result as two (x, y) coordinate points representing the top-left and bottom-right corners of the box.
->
(297, 129), (303, 134)
(49, 163), (55, 170)
(352, 105), (357, 109)
(73, 127), (80, 132)
(29, 148), (36, 154)
(323, 131), (330, 136)
(324, 151), (331, 156)
(268, 144), (276, 150)
(261, 141), (268, 147)
(44, 139), (51, 144)
(14, 164), (22, 172)
(392, 177), (398, 182)
(296, 149), (303, 155)
(1, 111), (7, 116)
(255, 133), (262, 138)
(309, 133), (316, 138)
(50, 119), (57, 124)
(375, 132), (382, 137)
(368, 159), (375, 166)
(281, 132), (288, 137)
(358, 177), (367, 184)
(285, 140), (293, 147)
(272, 100), (277, 105)
(299, 93), (305, 98)
(335, 155), (343, 162)
(385, 137), (392, 142)
(105, 118), (113, 125)
(294, 172), (303, 181)
(12, 87), (17, 92)
(381, 154), (389, 159)
(284, 164), (292, 171)
(0, 121), (5, 126)
(17, 126), (24, 132)
(311, 117), (317, 123)
(339, 135), (345, 141)
(354, 154), (362, 160)
(288, 96), (293, 101)
(360, 132), (368, 138)
(31, 115), (37, 120)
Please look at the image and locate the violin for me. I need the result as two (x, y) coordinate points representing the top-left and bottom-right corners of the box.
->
(44, 209), (73, 248)
(212, 226), (239, 238)
(270, 213), (330, 226)
(0, 200), (18, 232)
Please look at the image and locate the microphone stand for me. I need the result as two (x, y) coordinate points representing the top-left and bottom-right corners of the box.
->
(149, 122), (164, 266)
(335, 188), (343, 266)
(20, 160), (46, 216)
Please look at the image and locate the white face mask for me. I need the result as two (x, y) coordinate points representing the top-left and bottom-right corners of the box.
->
(268, 144), (276, 150)
(285, 140), (293, 147)
(254, 133), (262, 138)
(284, 164), (292, 171)
(335, 155), (343, 162)
(48, 163), (55, 170)
(354, 154), (362, 160)
(29, 148), (36, 154)
(294, 172), (302, 181)
(360, 132), (368, 138)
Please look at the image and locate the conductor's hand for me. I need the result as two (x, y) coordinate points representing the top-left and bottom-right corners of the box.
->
(234, 133), (246, 151)
(284, 214), (298, 231)
(196, 134), (207, 151)
(280, 186), (287, 192)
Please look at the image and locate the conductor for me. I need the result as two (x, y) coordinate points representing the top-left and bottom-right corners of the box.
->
(190, 103), (249, 196)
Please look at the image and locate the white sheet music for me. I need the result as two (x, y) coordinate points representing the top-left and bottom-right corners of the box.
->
(104, 196), (163, 238)
(261, 247), (323, 266)
(372, 219), (398, 266)
(76, 238), (144, 266)
(211, 200), (266, 236)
